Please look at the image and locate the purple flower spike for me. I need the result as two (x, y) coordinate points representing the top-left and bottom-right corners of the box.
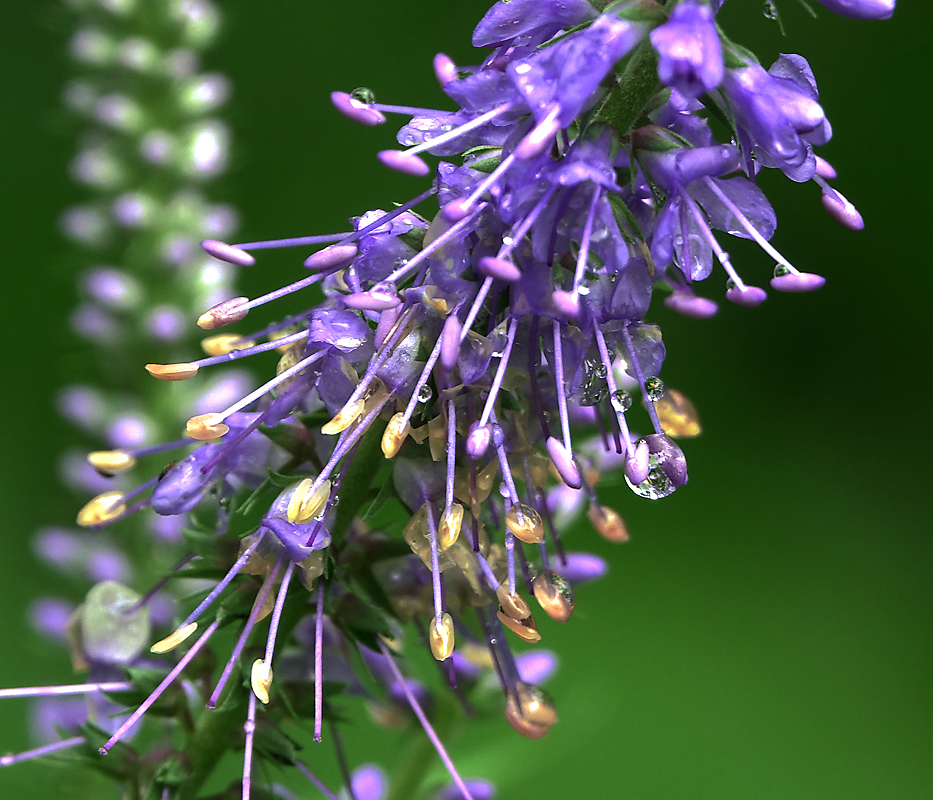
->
(515, 650), (559, 685)
(726, 284), (767, 307)
(378, 149), (430, 177)
(433, 53), (458, 87)
(479, 256), (522, 283)
(304, 243), (358, 271)
(558, 552), (609, 584)
(437, 781), (496, 800)
(624, 439), (650, 485)
(201, 239), (256, 267)
(821, 187), (864, 230)
(770, 271), (826, 292)
(650, 1), (724, 99)
(815, 155), (838, 180)
(546, 436), (582, 489)
(664, 291), (718, 318)
(814, 0), (895, 19)
(351, 764), (388, 800)
(466, 424), (491, 459)
(551, 290), (580, 319)
(330, 91), (386, 126)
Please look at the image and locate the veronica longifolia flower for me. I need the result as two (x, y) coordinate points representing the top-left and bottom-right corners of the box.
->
(3, 1), (897, 797)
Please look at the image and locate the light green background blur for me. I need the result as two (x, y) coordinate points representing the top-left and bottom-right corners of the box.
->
(1, 1), (930, 798)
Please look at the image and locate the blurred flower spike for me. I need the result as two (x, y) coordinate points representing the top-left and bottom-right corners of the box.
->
(4, 0), (895, 798)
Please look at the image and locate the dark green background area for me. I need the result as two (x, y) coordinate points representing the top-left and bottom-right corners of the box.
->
(1, 1), (930, 798)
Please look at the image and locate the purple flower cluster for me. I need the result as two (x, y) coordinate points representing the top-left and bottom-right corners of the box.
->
(4, 1), (896, 797)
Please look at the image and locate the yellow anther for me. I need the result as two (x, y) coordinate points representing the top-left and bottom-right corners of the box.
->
(286, 478), (331, 524)
(200, 333), (254, 357)
(381, 412), (411, 458)
(504, 682), (557, 739)
(504, 503), (544, 544)
(185, 413), (230, 441)
(321, 398), (364, 435)
(150, 622), (198, 654)
(654, 388), (702, 437)
(496, 582), (531, 621)
(87, 450), (136, 475)
(428, 613), (455, 661)
(532, 571), (574, 623)
(145, 362), (199, 381)
(587, 504), (629, 543)
(76, 491), (126, 527)
(250, 658), (273, 704)
(197, 297), (249, 330)
(437, 503), (463, 550)
(496, 609), (542, 643)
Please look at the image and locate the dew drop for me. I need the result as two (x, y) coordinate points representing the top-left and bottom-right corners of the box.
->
(644, 376), (665, 402)
(418, 383), (434, 404)
(610, 390), (632, 413)
(351, 87), (376, 104)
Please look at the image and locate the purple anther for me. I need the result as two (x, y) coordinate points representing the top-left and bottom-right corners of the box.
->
(200, 239), (256, 267)
(821, 188), (864, 231)
(478, 256), (522, 283)
(814, 0), (895, 19)
(558, 552), (609, 584)
(303, 243), (358, 271)
(330, 91), (387, 126)
(466, 423), (491, 459)
(514, 111), (561, 161)
(433, 53), (458, 87)
(546, 436), (582, 489)
(441, 198), (473, 222)
(624, 439), (650, 485)
(440, 315), (462, 372)
(551, 290), (580, 319)
(770, 272), (826, 292)
(378, 150), (430, 177)
(664, 291), (718, 318)
(815, 155), (837, 180)
(343, 289), (401, 311)
(515, 650), (559, 686)
(725, 284), (767, 307)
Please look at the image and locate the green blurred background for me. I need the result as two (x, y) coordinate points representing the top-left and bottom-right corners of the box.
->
(1, 1), (930, 798)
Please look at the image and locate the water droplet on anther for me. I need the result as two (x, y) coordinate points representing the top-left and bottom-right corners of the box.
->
(644, 376), (665, 402)
(351, 87), (375, 104)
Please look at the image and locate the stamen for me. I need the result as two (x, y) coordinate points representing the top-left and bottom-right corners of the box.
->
(0, 681), (133, 699)
(145, 362), (200, 381)
(442, 155), (515, 221)
(433, 53), (457, 87)
(477, 317), (519, 429)
(377, 639), (476, 800)
(570, 189), (601, 300)
(383, 207), (483, 285)
(152, 534), (265, 653)
(100, 619), (220, 754)
(242, 692), (257, 800)
(425, 504), (446, 627)
(191, 330), (306, 369)
(593, 325), (636, 454)
(76, 490), (126, 527)
(208, 553), (286, 709)
(87, 449), (136, 474)
(295, 760), (341, 800)
(197, 297), (251, 330)
(313, 580), (326, 743)
(286, 479), (331, 523)
(233, 232), (350, 251)
(398, 104), (509, 159)
(0, 736), (85, 767)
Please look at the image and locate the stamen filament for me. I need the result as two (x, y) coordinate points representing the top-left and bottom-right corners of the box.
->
(377, 640), (475, 800)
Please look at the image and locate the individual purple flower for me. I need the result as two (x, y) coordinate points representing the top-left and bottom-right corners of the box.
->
(650, 1), (724, 98)
(815, 0), (895, 19)
(721, 55), (828, 182)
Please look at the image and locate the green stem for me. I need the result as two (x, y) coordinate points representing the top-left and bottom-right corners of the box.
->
(174, 690), (246, 800)
(595, 38), (662, 136)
